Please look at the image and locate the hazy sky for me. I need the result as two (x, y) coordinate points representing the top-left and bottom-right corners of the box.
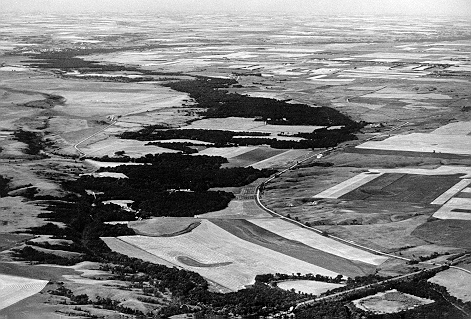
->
(4, 0), (471, 16)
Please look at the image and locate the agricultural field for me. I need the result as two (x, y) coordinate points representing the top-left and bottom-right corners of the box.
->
(277, 280), (344, 295)
(0, 274), (48, 311)
(112, 220), (340, 291)
(247, 218), (388, 266)
(429, 269), (471, 302)
(128, 217), (201, 237)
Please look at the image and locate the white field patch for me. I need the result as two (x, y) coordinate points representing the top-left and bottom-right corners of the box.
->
(431, 121), (471, 135)
(250, 149), (311, 169)
(432, 197), (471, 220)
(357, 133), (471, 156)
(313, 172), (384, 199)
(183, 117), (323, 135)
(430, 179), (471, 205)
(277, 280), (344, 295)
(84, 159), (144, 168)
(248, 218), (388, 266)
(101, 237), (176, 268)
(429, 269), (471, 302)
(81, 138), (179, 157)
(353, 289), (434, 314)
(198, 146), (258, 158)
(116, 220), (338, 291)
(0, 274), (49, 311)
(362, 87), (451, 100)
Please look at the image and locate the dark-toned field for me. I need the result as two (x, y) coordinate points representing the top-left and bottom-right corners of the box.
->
(211, 219), (376, 277)
(341, 173), (463, 204)
(412, 219), (471, 249)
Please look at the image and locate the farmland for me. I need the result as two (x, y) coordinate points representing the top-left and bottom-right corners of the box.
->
(353, 289), (434, 314)
(0, 9), (471, 319)
(113, 220), (339, 291)
(0, 274), (48, 311)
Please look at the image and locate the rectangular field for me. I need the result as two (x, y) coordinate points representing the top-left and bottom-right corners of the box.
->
(224, 147), (286, 168)
(432, 197), (471, 220)
(313, 172), (384, 199)
(356, 133), (471, 156)
(248, 218), (388, 265)
(340, 173), (463, 204)
(115, 220), (339, 291)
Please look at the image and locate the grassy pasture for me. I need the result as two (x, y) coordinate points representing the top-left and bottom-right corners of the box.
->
(413, 219), (471, 249)
(211, 219), (376, 277)
(117, 220), (338, 291)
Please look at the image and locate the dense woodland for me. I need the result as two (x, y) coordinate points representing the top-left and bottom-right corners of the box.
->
(121, 126), (360, 150)
(68, 153), (272, 218)
(164, 77), (359, 127)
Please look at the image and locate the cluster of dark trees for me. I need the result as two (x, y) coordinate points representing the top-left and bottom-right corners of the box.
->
(0, 175), (10, 197)
(67, 153), (272, 218)
(255, 273), (344, 285)
(13, 129), (46, 155)
(121, 125), (361, 150)
(163, 77), (358, 127)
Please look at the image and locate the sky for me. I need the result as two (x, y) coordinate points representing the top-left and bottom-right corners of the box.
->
(3, 0), (471, 16)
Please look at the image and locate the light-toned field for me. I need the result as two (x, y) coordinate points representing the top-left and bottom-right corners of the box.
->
(248, 218), (388, 265)
(81, 137), (179, 157)
(357, 133), (471, 156)
(313, 172), (383, 199)
(183, 117), (323, 135)
(84, 159), (144, 168)
(362, 87), (451, 100)
(429, 269), (471, 302)
(198, 146), (258, 158)
(128, 217), (201, 236)
(250, 149), (311, 169)
(101, 237), (176, 268)
(195, 200), (272, 219)
(431, 121), (471, 135)
(0, 274), (49, 311)
(353, 289), (434, 314)
(430, 179), (471, 205)
(433, 197), (471, 220)
(116, 220), (339, 291)
(277, 280), (344, 295)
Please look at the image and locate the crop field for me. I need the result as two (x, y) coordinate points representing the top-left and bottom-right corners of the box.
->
(101, 237), (176, 268)
(198, 146), (257, 158)
(340, 173), (463, 204)
(81, 137), (179, 157)
(195, 200), (272, 219)
(353, 289), (434, 314)
(224, 147), (286, 168)
(357, 133), (471, 156)
(183, 117), (323, 135)
(248, 218), (388, 265)
(313, 172), (384, 199)
(431, 121), (471, 135)
(277, 280), (344, 295)
(116, 220), (339, 291)
(432, 197), (471, 220)
(0, 274), (49, 311)
(250, 149), (311, 169)
(429, 269), (471, 302)
(128, 217), (201, 237)
(211, 219), (376, 277)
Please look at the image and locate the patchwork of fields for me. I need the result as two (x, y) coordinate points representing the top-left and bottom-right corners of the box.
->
(113, 220), (340, 291)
